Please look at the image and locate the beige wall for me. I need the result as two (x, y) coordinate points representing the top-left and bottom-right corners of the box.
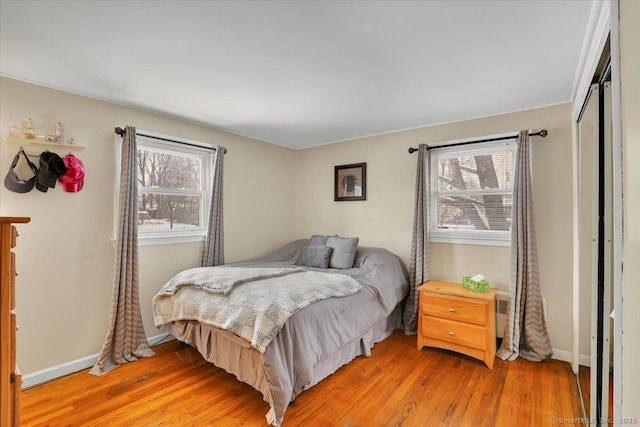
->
(619, 0), (640, 418)
(295, 103), (574, 355)
(0, 77), (297, 374)
(1, 76), (579, 376)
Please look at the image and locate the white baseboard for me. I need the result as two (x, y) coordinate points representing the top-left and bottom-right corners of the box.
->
(22, 336), (585, 390)
(551, 348), (572, 364)
(21, 333), (174, 390)
(148, 332), (175, 347)
(578, 353), (591, 367)
(550, 348), (590, 368)
(22, 352), (100, 390)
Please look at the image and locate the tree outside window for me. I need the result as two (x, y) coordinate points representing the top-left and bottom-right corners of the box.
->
(431, 141), (515, 245)
(136, 143), (206, 233)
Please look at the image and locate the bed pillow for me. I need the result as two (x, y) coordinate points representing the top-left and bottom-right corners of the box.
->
(326, 236), (359, 269)
(309, 234), (336, 246)
(295, 246), (333, 268)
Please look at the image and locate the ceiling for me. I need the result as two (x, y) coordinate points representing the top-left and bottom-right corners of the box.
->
(0, 1), (593, 149)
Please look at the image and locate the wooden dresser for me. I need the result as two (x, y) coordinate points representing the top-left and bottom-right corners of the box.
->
(1, 217), (30, 426)
(417, 280), (497, 368)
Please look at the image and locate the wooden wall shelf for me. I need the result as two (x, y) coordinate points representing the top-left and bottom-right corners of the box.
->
(3, 136), (85, 156)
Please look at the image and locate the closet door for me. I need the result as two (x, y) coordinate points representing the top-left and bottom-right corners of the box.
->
(601, 80), (613, 424)
(577, 83), (599, 420)
(577, 80), (614, 426)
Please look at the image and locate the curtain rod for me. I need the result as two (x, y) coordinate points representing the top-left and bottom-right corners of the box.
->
(114, 126), (227, 154)
(407, 129), (547, 154)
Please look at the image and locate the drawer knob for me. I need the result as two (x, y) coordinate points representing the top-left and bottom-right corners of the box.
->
(15, 270), (19, 277)
(448, 308), (456, 312)
(448, 331), (455, 336)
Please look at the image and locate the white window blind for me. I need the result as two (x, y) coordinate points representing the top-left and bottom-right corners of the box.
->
(430, 139), (516, 246)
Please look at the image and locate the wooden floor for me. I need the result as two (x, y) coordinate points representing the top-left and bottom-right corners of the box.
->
(578, 365), (615, 425)
(22, 331), (583, 426)
(578, 365), (590, 418)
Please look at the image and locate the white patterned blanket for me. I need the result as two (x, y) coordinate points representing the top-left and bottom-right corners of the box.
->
(152, 268), (363, 352)
(157, 266), (305, 296)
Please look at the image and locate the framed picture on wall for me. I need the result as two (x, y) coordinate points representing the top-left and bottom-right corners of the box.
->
(334, 162), (366, 201)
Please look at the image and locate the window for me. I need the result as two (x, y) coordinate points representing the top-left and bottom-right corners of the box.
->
(116, 131), (213, 245)
(430, 139), (516, 246)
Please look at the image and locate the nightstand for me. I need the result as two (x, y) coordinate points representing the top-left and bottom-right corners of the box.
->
(417, 280), (498, 369)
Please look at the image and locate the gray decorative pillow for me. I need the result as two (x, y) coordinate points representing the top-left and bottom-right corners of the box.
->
(326, 236), (359, 269)
(295, 246), (333, 269)
(309, 234), (336, 246)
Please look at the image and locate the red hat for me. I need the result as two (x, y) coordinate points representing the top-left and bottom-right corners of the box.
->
(59, 155), (85, 192)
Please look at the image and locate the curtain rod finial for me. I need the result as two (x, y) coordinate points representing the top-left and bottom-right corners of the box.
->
(539, 129), (548, 137)
(115, 126), (125, 136)
(408, 147), (418, 154)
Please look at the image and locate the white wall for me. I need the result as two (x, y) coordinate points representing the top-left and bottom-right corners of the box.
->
(619, 0), (640, 418)
(294, 103), (574, 356)
(0, 77), (297, 374)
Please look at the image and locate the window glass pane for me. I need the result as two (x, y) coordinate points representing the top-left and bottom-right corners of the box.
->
(138, 194), (201, 231)
(437, 151), (513, 191)
(430, 141), (515, 245)
(436, 194), (512, 231)
(137, 148), (202, 191)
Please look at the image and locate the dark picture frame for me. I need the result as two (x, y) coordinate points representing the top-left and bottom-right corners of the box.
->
(334, 162), (366, 201)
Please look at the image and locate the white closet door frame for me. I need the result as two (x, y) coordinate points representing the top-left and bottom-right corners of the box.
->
(601, 81), (613, 424)
(580, 84), (600, 421)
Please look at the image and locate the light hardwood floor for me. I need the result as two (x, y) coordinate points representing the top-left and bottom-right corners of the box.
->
(22, 331), (583, 426)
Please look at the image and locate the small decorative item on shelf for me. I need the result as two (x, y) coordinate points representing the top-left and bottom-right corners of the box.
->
(462, 274), (490, 292)
(44, 135), (56, 143)
(67, 137), (76, 146)
(24, 117), (35, 140)
(9, 124), (22, 138)
(55, 120), (64, 143)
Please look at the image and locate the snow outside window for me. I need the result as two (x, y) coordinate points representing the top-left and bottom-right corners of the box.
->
(115, 132), (213, 246)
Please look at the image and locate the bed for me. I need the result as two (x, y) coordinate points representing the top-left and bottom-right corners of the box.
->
(152, 238), (408, 426)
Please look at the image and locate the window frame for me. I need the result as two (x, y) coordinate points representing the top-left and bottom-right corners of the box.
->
(114, 129), (214, 246)
(429, 138), (517, 247)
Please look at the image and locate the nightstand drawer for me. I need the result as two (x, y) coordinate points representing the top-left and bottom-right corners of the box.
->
(422, 316), (486, 350)
(422, 293), (487, 326)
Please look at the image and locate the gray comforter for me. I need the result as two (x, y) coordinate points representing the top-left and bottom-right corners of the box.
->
(154, 239), (408, 426)
(153, 267), (363, 352)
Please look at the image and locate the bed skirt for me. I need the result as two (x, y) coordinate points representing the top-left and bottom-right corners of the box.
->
(170, 302), (403, 424)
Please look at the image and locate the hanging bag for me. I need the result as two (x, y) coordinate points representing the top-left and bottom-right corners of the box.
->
(4, 148), (39, 193)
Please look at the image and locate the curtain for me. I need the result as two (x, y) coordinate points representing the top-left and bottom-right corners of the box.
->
(90, 125), (154, 376)
(202, 145), (225, 267)
(404, 144), (430, 334)
(497, 130), (553, 362)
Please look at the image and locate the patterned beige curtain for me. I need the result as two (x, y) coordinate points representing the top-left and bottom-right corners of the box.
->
(202, 145), (225, 267)
(90, 125), (154, 376)
(404, 144), (430, 334)
(497, 130), (553, 362)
